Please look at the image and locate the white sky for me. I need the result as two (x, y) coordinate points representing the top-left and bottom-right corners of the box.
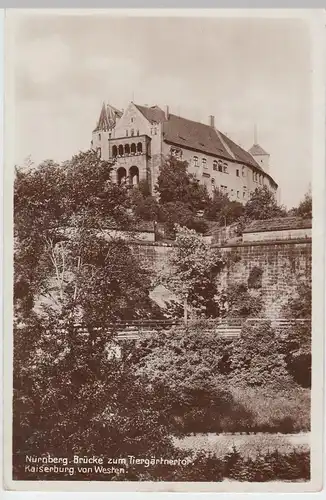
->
(10, 13), (312, 208)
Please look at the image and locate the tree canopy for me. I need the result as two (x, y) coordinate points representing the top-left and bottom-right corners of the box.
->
(243, 186), (287, 221)
(158, 225), (225, 319)
(13, 151), (181, 479)
(289, 191), (312, 219)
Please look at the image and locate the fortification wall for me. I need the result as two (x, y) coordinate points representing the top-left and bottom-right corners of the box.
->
(131, 238), (312, 319)
(218, 240), (311, 318)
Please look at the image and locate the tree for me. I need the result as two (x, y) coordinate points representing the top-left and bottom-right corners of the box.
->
(281, 282), (312, 387)
(229, 321), (294, 389)
(156, 155), (210, 212)
(13, 314), (181, 480)
(133, 325), (251, 435)
(205, 188), (244, 225)
(220, 283), (263, 319)
(13, 150), (182, 480)
(14, 151), (137, 318)
(289, 191), (312, 219)
(130, 183), (160, 222)
(158, 225), (225, 321)
(159, 201), (208, 239)
(244, 186), (287, 221)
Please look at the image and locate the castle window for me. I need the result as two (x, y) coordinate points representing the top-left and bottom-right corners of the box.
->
(131, 129), (135, 137)
(213, 160), (218, 171)
(97, 147), (101, 158)
(202, 158), (207, 169)
(112, 145), (118, 158)
(137, 130), (140, 136)
(193, 156), (199, 167)
(211, 178), (215, 184)
(243, 192), (246, 198)
(242, 166), (245, 177)
(108, 133), (111, 139)
(131, 118), (134, 123)
(236, 169), (239, 177)
(154, 128), (157, 135)
(131, 143), (136, 154)
(98, 133), (101, 141)
(223, 165), (228, 174)
(125, 144), (130, 155)
(237, 191), (240, 198)
(118, 144), (124, 156)
(137, 142), (143, 153)
(218, 162), (223, 172)
(126, 130), (129, 137)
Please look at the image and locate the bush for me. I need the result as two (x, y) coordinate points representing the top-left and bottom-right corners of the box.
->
(169, 448), (310, 482)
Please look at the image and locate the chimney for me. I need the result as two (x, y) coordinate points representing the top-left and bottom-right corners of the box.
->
(209, 115), (215, 128)
(164, 105), (170, 120)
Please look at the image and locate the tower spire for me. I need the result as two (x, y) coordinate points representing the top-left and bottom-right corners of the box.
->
(254, 123), (258, 145)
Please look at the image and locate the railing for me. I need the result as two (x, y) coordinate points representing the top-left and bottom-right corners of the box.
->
(73, 317), (311, 341)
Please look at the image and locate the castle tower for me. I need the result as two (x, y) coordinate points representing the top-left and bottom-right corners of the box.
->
(91, 102), (123, 159)
(248, 143), (270, 171)
(248, 125), (270, 171)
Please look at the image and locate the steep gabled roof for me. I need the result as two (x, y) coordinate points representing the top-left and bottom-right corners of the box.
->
(94, 103), (123, 132)
(220, 133), (262, 169)
(134, 104), (166, 124)
(162, 114), (234, 161)
(248, 143), (269, 156)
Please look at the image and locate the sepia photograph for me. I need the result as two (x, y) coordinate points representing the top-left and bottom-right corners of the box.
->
(3, 8), (324, 493)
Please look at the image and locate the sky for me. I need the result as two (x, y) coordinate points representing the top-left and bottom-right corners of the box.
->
(9, 12), (312, 208)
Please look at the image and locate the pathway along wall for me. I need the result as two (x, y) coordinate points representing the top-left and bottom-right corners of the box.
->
(130, 238), (312, 319)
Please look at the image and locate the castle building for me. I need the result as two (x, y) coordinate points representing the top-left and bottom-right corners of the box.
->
(91, 101), (278, 203)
